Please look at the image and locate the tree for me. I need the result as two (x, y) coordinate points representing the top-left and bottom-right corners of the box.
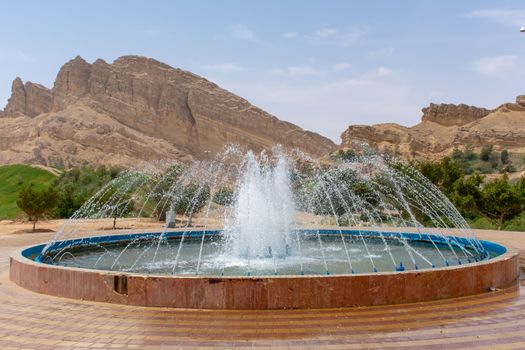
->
(304, 168), (380, 226)
(451, 147), (463, 160)
(414, 157), (525, 231)
(17, 185), (58, 232)
(480, 145), (493, 161)
(148, 164), (185, 221)
(464, 144), (477, 161)
(212, 187), (234, 206)
(52, 165), (122, 218)
(93, 173), (148, 229)
(416, 157), (463, 196)
(97, 186), (135, 229)
(449, 173), (483, 219)
(53, 184), (85, 218)
(111, 194), (134, 229)
(479, 174), (523, 230)
(173, 183), (210, 226)
(501, 149), (510, 164)
(489, 152), (500, 169)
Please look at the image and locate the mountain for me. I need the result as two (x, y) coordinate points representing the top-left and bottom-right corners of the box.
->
(341, 96), (525, 160)
(0, 56), (336, 168)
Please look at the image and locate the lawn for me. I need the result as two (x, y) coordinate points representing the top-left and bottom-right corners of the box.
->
(0, 164), (58, 219)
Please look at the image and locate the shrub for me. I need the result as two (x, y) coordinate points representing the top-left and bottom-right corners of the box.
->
(503, 212), (525, 232)
(501, 149), (510, 164)
(480, 145), (493, 161)
(16, 185), (58, 231)
(468, 216), (497, 230)
(212, 187), (234, 206)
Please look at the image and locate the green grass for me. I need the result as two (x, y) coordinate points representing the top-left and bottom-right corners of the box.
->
(0, 164), (58, 220)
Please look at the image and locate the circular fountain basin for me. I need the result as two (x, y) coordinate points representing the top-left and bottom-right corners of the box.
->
(10, 229), (519, 309)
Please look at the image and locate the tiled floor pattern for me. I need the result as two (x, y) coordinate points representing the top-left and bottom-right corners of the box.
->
(0, 232), (524, 349)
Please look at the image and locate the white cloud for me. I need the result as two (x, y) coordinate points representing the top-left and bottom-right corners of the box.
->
(466, 9), (525, 27)
(282, 31), (298, 39)
(373, 66), (394, 78)
(232, 24), (255, 41)
(368, 47), (396, 58)
(201, 63), (245, 73)
(315, 28), (338, 38)
(332, 62), (352, 72)
(307, 57), (316, 64)
(306, 27), (364, 47)
(339, 31), (361, 47)
(472, 55), (518, 77)
(269, 65), (320, 77)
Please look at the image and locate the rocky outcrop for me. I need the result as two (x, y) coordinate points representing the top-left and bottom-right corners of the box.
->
(0, 55), (336, 168)
(1, 77), (52, 118)
(341, 98), (525, 160)
(421, 103), (490, 127)
(51, 56), (92, 110)
(516, 95), (525, 108)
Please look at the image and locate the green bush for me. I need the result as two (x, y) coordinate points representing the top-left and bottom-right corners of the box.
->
(16, 185), (58, 231)
(52, 165), (122, 218)
(503, 212), (525, 232)
(173, 183), (210, 226)
(480, 145), (493, 161)
(212, 187), (234, 206)
(501, 149), (510, 164)
(468, 216), (497, 230)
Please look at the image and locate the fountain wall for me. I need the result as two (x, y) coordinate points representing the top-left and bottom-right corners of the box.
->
(10, 235), (518, 309)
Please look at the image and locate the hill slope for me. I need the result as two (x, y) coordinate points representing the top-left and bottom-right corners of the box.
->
(0, 56), (336, 168)
(0, 164), (57, 219)
(341, 96), (525, 160)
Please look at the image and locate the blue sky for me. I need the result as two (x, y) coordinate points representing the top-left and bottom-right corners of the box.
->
(1, 1), (524, 142)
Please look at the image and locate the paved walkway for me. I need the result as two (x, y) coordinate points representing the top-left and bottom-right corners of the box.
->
(0, 230), (524, 349)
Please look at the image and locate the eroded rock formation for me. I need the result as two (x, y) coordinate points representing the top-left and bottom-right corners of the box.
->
(421, 103), (490, 127)
(1, 78), (52, 118)
(0, 55), (336, 168)
(341, 99), (525, 160)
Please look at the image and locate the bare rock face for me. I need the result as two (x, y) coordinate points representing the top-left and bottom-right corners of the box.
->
(516, 95), (525, 107)
(52, 56), (92, 110)
(341, 97), (525, 160)
(421, 103), (490, 127)
(3, 78), (26, 117)
(1, 77), (52, 118)
(49, 55), (335, 159)
(0, 55), (336, 168)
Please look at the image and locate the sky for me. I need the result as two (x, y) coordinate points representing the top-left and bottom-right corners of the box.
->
(0, 1), (524, 142)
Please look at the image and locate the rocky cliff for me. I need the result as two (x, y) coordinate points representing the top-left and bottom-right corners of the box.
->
(341, 96), (525, 159)
(421, 103), (490, 126)
(0, 55), (336, 168)
(1, 78), (52, 118)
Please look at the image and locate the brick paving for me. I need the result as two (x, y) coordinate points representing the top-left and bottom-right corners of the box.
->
(0, 230), (524, 349)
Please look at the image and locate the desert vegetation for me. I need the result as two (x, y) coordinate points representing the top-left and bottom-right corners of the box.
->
(332, 148), (525, 231)
(416, 156), (525, 231)
(4, 145), (525, 232)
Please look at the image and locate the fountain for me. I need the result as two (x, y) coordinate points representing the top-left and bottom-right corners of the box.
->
(225, 151), (295, 261)
(10, 146), (519, 309)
